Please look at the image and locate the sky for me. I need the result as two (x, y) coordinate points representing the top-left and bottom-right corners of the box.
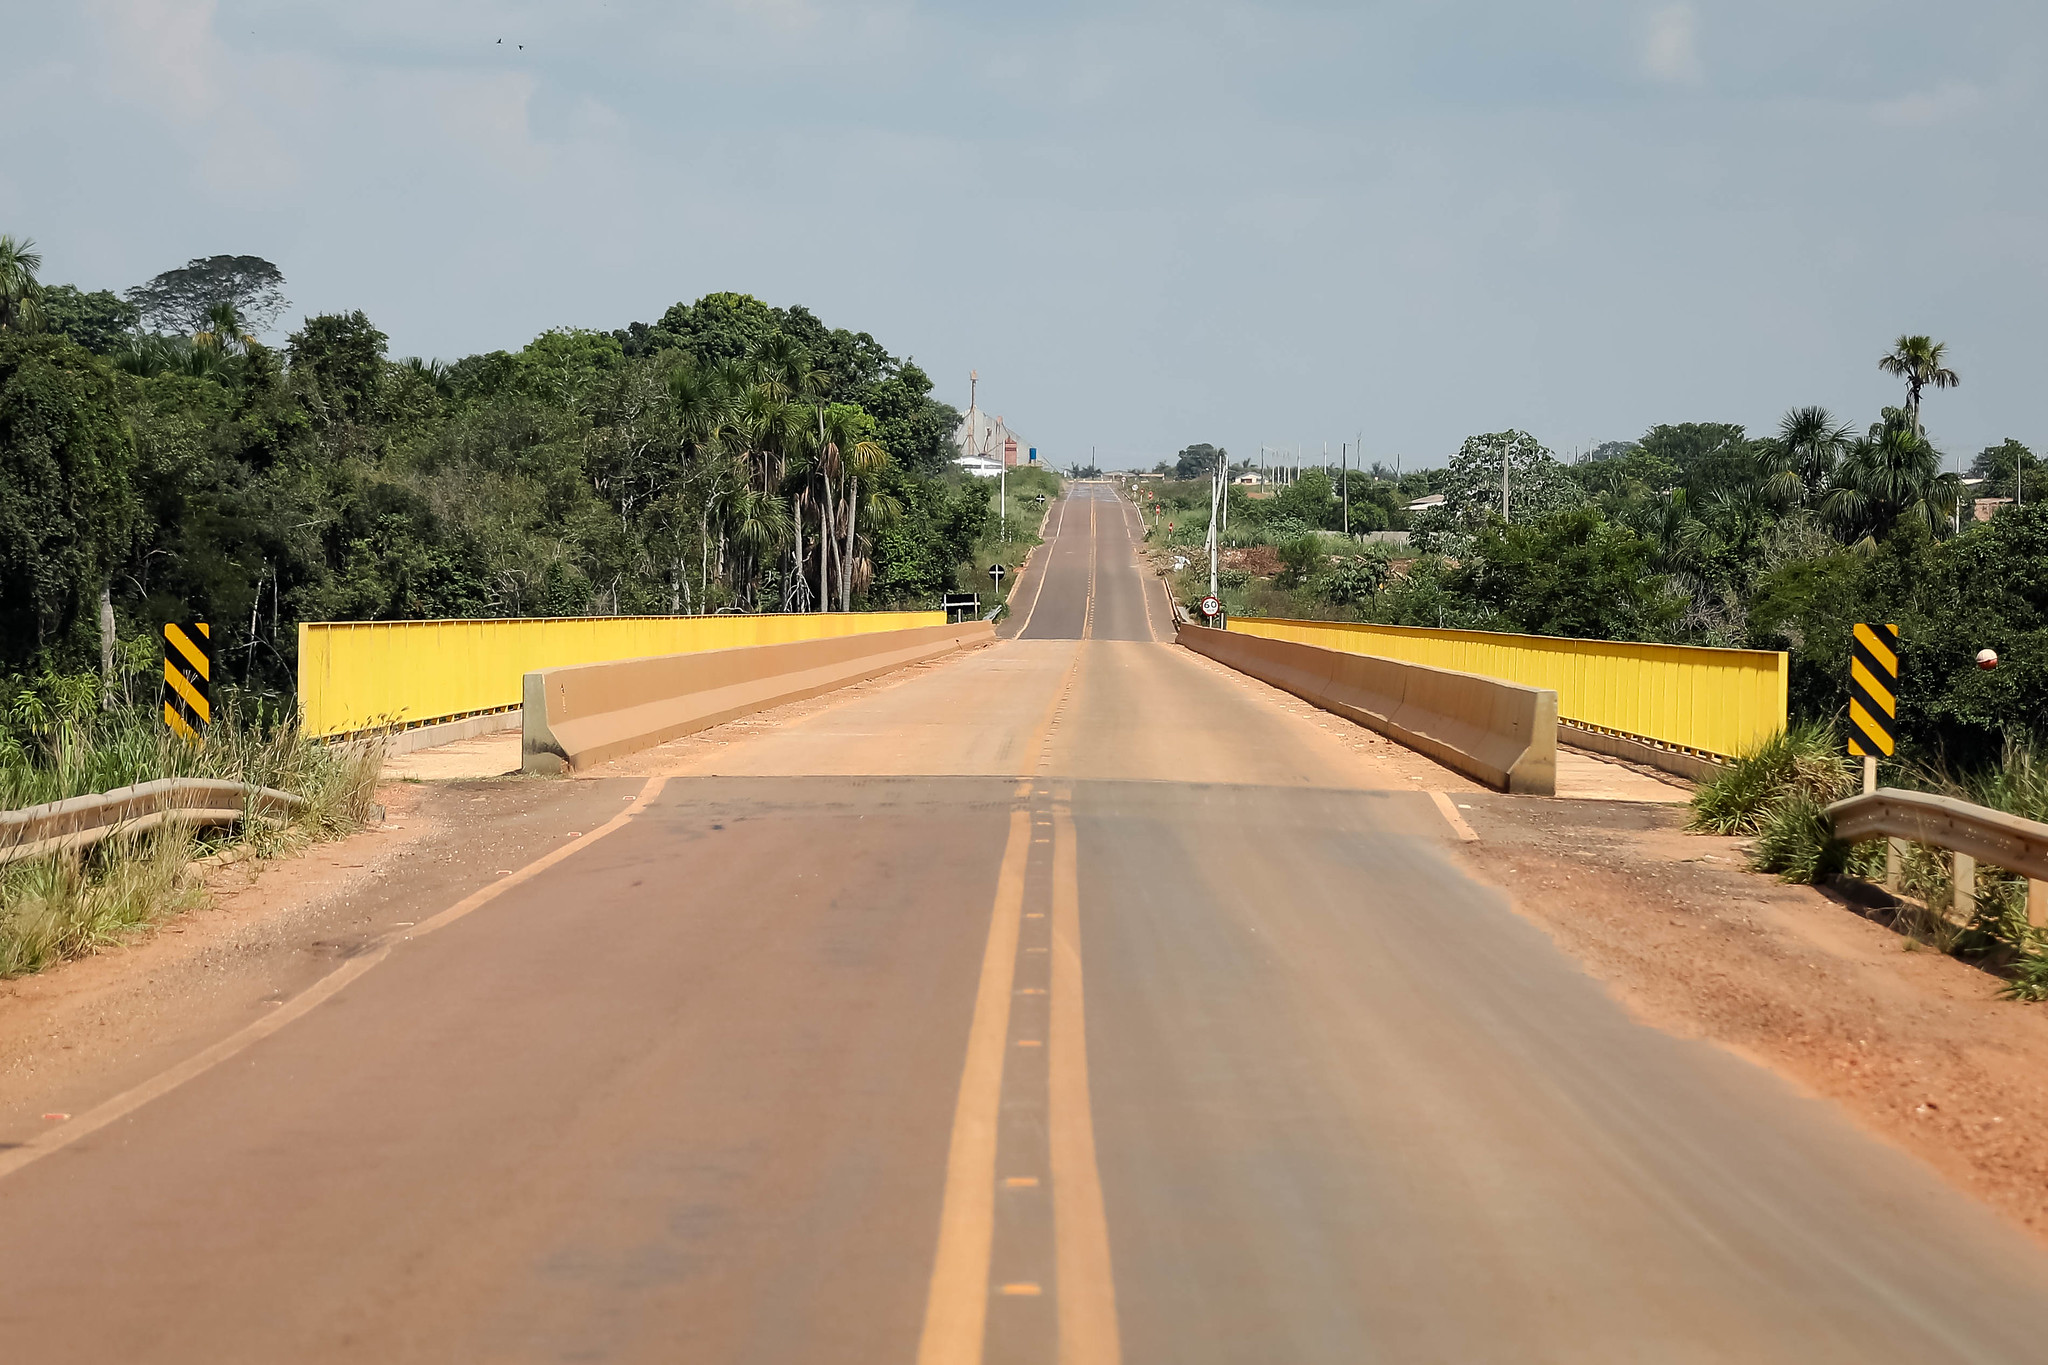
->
(5, 1), (2045, 471)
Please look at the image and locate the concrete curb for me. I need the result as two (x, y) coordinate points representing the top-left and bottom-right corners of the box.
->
(1177, 623), (1558, 795)
(522, 622), (995, 774)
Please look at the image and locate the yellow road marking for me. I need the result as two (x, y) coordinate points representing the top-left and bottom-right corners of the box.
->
(915, 808), (1033, 1365)
(1050, 798), (1121, 1365)
(1004, 1176), (1040, 1188)
(1016, 1039), (1043, 1047)
(999, 1283), (1044, 1297)
(0, 774), (671, 1183)
(1428, 790), (1479, 842)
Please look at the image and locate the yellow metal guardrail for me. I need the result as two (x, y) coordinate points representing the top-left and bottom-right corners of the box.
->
(298, 612), (947, 738)
(1225, 617), (1787, 762)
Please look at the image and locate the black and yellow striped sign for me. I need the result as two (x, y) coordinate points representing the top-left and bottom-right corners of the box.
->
(1847, 622), (1898, 757)
(162, 621), (211, 742)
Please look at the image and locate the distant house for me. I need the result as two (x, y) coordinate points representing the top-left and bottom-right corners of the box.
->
(954, 455), (1006, 477)
(1405, 493), (1446, 512)
(1231, 472), (1266, 486)
(1975, 497), (2015, 522)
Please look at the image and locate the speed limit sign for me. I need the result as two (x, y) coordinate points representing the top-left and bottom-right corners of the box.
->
(1200, 595), (1221, 619)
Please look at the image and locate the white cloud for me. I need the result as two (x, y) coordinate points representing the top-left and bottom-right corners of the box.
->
(1641, 3), (1702, 87)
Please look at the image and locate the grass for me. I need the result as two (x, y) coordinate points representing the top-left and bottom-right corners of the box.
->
(1691, 723), (2048, 991)
(0, 671), (385, 978)
(1689, 721), (1858, 838)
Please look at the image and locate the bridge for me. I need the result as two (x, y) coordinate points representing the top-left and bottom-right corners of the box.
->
(3, 483), (2046, 1360)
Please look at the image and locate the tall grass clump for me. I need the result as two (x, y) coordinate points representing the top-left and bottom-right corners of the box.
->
(1690, 721), (1857, 837)
(0, 669), (385, 977)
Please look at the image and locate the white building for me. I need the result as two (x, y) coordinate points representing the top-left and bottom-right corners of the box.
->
(953, 454), (1006, 477)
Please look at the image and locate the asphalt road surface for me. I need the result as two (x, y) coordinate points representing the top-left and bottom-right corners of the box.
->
(4, 483), (2048, 1361)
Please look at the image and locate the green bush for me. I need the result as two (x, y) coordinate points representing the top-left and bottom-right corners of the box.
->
(1689, 721), (1856, 837)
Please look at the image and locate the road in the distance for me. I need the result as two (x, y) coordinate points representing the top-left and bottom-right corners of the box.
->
(2, 484), (2047, 1361)
(1005, 481), (1162, 642)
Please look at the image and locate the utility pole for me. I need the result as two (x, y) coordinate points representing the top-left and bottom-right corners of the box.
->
(1342, 440), (1349, 537)
(1208, 452), (1221, 601)
(1501, 439), (1511, 522)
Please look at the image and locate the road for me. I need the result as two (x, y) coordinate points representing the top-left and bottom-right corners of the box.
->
(3, 483), (2047, 1361)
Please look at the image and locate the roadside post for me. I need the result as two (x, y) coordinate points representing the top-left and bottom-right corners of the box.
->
(162, 620), (211, 743)
(1847, 622), (1902, 889)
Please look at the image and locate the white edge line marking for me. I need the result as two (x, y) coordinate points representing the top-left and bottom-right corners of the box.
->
(1012, 490), (1070, 640)
(1428, 789), (1480, 842)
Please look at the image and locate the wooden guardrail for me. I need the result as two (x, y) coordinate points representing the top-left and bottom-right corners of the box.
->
(1825, 788), (2048, 926)
(0, 779), (307, 867)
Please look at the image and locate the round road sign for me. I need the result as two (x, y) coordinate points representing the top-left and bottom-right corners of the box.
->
(1200, 595), (1221, 619)
(988, 564), (1006, 581)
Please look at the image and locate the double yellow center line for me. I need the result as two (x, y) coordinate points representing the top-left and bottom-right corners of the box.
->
(916, 784), (1119, 1365)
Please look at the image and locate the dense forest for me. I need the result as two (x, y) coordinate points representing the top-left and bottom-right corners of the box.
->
(1146, 349), (2046, 769)
(0, 237), (999, 702)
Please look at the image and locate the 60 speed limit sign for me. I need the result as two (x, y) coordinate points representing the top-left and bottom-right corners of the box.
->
(1200, 595), (1221, 619)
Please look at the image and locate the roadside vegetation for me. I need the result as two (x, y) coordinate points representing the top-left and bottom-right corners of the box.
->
(0, 658), (383, 978)
(0, 236), (1016, 709)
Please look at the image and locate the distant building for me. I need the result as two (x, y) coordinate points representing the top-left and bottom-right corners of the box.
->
(953, 371), (1027, 470)
(1975, 497), (2015, 522)
(954, 454), (1006, 476)
(1232, 472), (1266, 485)
(1406, 493), (1446, 512)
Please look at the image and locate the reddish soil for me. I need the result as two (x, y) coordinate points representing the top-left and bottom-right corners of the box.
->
(1223, 544), (1282, 576)
(1458, 794), (2048, 1243)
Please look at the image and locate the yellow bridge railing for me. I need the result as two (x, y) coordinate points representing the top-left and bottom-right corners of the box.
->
(298, 612), (947, 739)
(1225, 617), (1787, 762)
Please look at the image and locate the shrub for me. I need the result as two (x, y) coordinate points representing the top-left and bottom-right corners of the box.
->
(1689, 721), (1856, 837)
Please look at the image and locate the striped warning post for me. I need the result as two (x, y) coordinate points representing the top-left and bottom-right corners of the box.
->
(1847, 622), (1898, 758)
(162, 621), (211, 742)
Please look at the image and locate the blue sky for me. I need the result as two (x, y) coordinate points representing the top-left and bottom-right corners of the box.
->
(6, 1), (2044, 470)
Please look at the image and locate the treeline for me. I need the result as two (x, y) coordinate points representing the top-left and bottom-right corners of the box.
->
(1151, 347), (2047, 767)
(0, 238), (1000, 701)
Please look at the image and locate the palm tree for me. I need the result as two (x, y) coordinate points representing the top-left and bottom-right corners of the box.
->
(193, 301), (255, 358)
(1877, 335), (1959, 437)
(1822, 420), (1958, 546)
(824, 408), (892, 610)
(1759, 406), (1854, 507)
(0, 234), (46, 333)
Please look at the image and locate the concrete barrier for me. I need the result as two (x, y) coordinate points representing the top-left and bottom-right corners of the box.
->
(523, 621), (994, 774)
(1177, 623), (1558, 795)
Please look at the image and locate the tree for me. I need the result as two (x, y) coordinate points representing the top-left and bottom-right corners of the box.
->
(1448, 508), (1678, 640)
(126, 255), (288, 336)
(1760, 406), (1853, 507)
(1433, 431), (1581, 528)
(1877, 334), (1958, 438)
(1968, 439), (2038, 502)
(1174, 444), (1223, 480)
(288, 311), (388, 426)
(1638, 422), (1756, 496)
(0, 235), (45, 334)
(0, 335), (138, 665)
(39, 285), (139, 353)
(1821, 412), (1958, 546)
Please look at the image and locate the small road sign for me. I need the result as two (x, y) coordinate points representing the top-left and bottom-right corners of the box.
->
(162, 620), (211, 742)
(1848, 622), (1899, 757)
(1200, 596), (1221, 619)
(988, 564), (1006, 583)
